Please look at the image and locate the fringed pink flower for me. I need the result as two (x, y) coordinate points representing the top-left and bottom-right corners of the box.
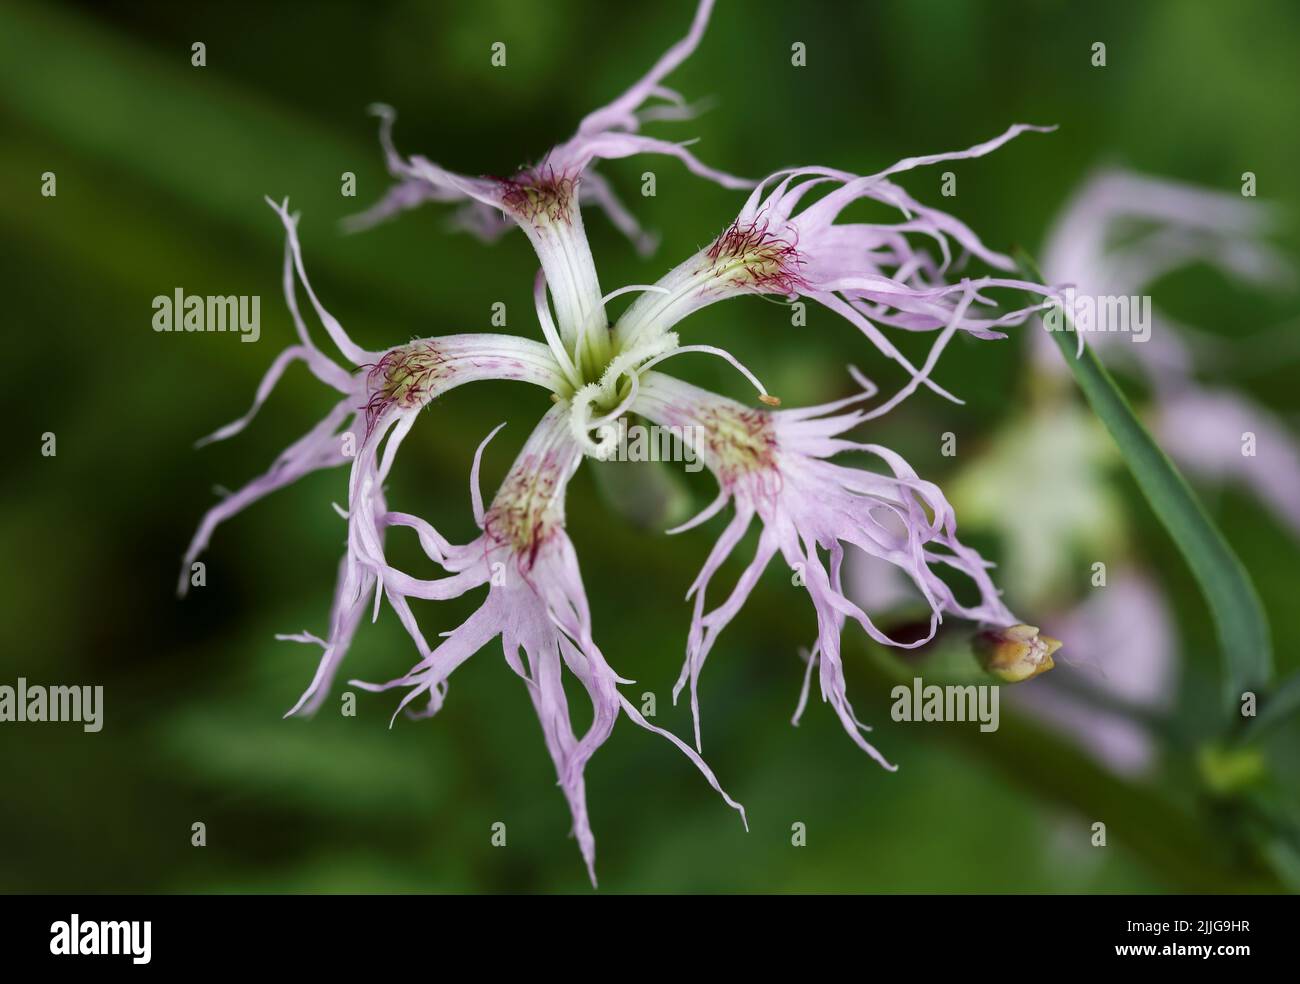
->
(183, 0), (1062, 886)
(632, 371), (1017, 768)
(350, 406), (746, 886)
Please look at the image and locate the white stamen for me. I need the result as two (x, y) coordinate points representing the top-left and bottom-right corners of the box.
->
(638, 344), (773, 402)
(533, 270), (583, 390)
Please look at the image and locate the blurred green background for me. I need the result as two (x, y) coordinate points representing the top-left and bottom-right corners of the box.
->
(2, 0), (1299, 893)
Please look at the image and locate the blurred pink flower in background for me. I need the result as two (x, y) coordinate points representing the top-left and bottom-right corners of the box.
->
(1013, 571), (1176, 777)
(1039, 167), (1300, 540)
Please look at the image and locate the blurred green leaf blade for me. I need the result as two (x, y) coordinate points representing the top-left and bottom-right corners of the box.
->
(1014, 249), (1272, 717)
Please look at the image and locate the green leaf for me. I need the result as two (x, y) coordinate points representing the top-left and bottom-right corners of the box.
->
(1241, 670), (1300, 743)
(1014, 249), (1272, 717)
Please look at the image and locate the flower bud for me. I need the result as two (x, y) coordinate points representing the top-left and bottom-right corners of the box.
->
(974, 624), (1061, 682)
